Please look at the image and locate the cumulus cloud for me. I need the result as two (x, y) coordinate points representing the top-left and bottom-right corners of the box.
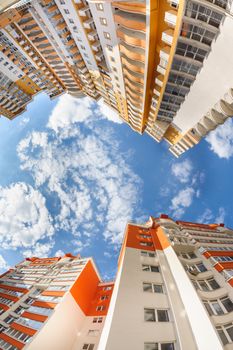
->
(206, 119), (233, 159)
(23, 242), (54, 258)
(0, 182), (54, 250)
(97, 98), (123, 124)
(198, 208), (213, 223)
(171, 159), (192, 183)
(215, 207), (226, 223)
(0, 255), (9, 271)
(170, 187), (196, 217)
(55, 249), (65, 257)
(17, 96), (141, 247)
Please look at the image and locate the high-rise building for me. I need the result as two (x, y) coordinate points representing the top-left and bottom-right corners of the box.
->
(1, 215), (233, 349)
(0, 254), (114, 350)
(0, 0), (233, 156)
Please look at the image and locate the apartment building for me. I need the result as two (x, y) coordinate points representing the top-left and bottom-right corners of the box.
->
(1, 214), (233, 349)
(0, 254), (114, 350)
(0, 0), (233, 156)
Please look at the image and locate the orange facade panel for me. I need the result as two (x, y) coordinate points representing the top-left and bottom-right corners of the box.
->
(0, 284), (28, 294)
(204, 251), (233, 258)
(11, 322), (37, 336)
(41, 290), (65, 297)
(22, 311), (48, 323)
(32, 300), (56, 309)
(70, 260), (100, 315)
(87, 283), (114, 317)
(0, 292), (18, 302)
(0, 303), (9, 311)
(0, 333), (24, 350)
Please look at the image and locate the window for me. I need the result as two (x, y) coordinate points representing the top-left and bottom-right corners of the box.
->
(157, 310), (169, 322)
(142, 265), (159, 273)
(100, 18), (107, 26)
(103, 286), (112, 291)
(82, 345), (94, 350)
(64, 9), (70, 14)
(96, 3), (104, 11)
(203, 296), (233, 316)
(141, 251), (156, 258)
(93, 317), (103, 323)
(143, 283), (163, 293)
(140, 242), (153, 247)
(107, 45), (113, 51)
(60, 0), (65, 4)
(104, 32), (111, 40)
(195, 263), (207, 273)
(100, 295), (108, 301)
(144, 309), (169, 322)
(110, 56), (115, 62)
(88, 330), (99, 337)
(96, 306), (105, 311)
(191, 278), (220, 291)
(144, 342), (175, 350)
(144, 308), (156, 322)
(216, 323), (233, 345)
(69, 19), (74, 24)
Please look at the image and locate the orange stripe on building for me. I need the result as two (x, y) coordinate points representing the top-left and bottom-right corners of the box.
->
(11, 322), (37, 336)
(0, 284), (28, 293)
(151, 226), (170, 250)
(70, 260), (100, 315)
(204, 251), (233, 258)
(0, 292), (18, 302)
(41, 291), (65, 297)
(0, 303), (9, 311)
(0, 333), (24, 349)
(214, 262), (233, 271)
(32, 300), (56, 309)
(22, 311), (48, 322)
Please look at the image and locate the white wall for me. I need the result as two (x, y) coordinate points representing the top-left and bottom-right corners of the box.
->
(25, 292), (85, 350)
(173, 16), (233, 133)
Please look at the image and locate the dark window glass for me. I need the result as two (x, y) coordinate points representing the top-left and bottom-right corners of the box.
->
(151, 266), (159, 273)
(161, 343), (175, 350)
(221, 298), (233, 313)
(143, 283), (153, 292)
(157, 310), (169, 322)
(144, 308), (156, 322)
(208, 278), (220, 290)
(217, 329), (228, 345)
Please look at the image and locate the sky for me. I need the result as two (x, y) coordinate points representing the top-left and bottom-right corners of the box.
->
(0, 93), (233, 280)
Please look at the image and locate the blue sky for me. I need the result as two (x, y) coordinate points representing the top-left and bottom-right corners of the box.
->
(0, 93), (233, 280)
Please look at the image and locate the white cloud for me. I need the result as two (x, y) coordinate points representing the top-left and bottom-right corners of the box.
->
(17, 97), (141, 247)
(215, 207), (226, 223)
(198, 208), (213, 223)
(170, 187), (196, 217)
(206, 119), (233, 159)
(0, 255), (9, 271)
(97, 98), (123, 124)
(171, 159), (192, 183)
(47, 94), (93, 132)
(23, 242), (54, 258)
(104, 252), (111, 258)
(55, 249), (65, 257)
(0, 182), (54, 250)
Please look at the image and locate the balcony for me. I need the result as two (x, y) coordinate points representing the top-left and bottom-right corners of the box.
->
(83, 18), (94, 30)
(120, 42), (145, 62)
(165, 10), (177, 27)
(160, 46), (170, 62)
(162, 29), (174, 46)
(78, 6), (91, 17)
(114, 10), (146, 32)
(112, 2), (146, 15)
(92, 41), (101, 52)
(95, 52), (103, 62)
(87, 30), (98, 42)
(117, 26), (146, 48)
